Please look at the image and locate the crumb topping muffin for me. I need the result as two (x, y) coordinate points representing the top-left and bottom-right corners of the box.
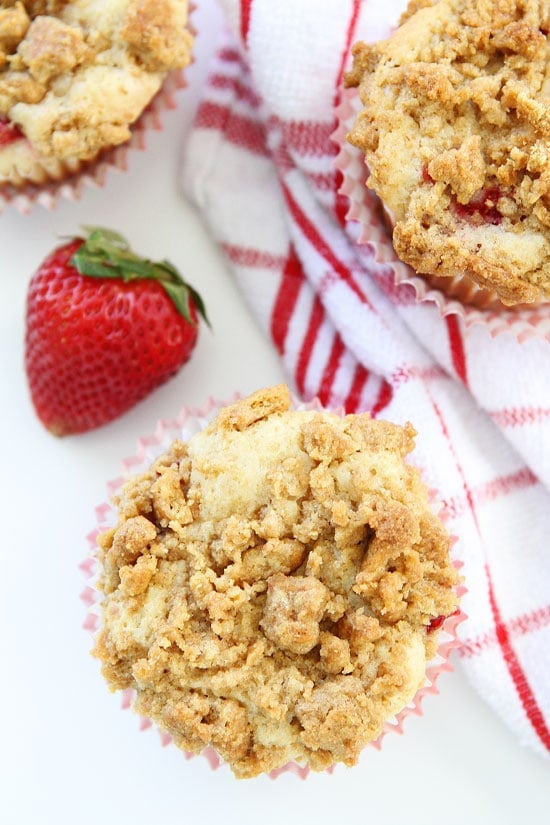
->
(0, 0), (193, 184)
(93, 386), (458, 778)
(346, 0), (550, 306)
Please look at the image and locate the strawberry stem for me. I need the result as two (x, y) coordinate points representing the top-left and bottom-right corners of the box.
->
(69, 227), (210, 327)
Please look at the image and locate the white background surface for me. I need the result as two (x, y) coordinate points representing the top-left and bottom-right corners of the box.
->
(1, 3), (549, 823)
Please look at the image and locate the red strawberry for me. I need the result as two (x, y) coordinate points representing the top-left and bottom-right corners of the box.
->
(25, 227), (209, 436)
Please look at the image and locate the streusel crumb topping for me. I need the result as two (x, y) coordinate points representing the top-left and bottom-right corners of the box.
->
(0, 0), (193, 159)
(346, 0), (550, 305)
(93, 386), (458, 778)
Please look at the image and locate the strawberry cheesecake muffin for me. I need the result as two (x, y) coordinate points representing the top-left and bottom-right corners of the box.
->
(345, 0), (550, 307)
(92, 385), (459, 778)
(0, 0), (193, 186)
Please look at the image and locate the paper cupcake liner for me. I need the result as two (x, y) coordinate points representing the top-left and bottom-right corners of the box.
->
(0, 4), (196, 216)
(80, 393), (466, 779)
(334, 88), (550, 344)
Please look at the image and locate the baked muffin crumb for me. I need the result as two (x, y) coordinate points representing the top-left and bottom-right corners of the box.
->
(346, 0), (550, 305)
(0, 0), (193, 170)
(93, 386), (458, 778)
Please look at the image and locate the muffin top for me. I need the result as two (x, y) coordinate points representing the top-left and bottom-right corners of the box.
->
(346, 0), (550, 306)
(0, 0), (193, 160)
(93, 385), (458, 778)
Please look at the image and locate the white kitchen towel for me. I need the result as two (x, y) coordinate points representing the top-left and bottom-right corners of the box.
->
(181, 0), (550, 758)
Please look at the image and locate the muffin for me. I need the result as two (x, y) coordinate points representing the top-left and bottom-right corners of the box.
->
(0, 0), (193, 186)
(92, 385), (459, 779)
(345, 0), (550, 307)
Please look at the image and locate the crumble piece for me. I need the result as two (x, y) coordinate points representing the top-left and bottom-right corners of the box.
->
(17, 15), (88, 84)
(0, 3), (30, 66)
(121, 0), (194, 73)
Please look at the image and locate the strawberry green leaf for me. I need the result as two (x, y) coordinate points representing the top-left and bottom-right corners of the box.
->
(162, 281), (194, 324)
(68, 227), (210, 326)
(185, 282), (210, 327)
(69, 250), (123, 279)
(83, 226), (131, 253)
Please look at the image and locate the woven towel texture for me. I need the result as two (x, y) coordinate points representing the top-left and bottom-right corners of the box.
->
(181, 0), (550, 758)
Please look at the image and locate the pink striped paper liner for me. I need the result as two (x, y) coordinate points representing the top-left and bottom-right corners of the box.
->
(334, 88), (550, 345)
(0, 5), (196, 216)
(80, 393), (466, 779)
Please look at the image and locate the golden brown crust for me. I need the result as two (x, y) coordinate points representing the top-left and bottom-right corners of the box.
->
(398, 0), (439, 22)
(346, 0), (550, 305)
(93, 387), (458, 778)
(0, 0), (193, 170)
(0, 4), (30, 68)
(121, 0), (193, 73)
(17, 16), (88, 84)
(214, 384), (291, 432)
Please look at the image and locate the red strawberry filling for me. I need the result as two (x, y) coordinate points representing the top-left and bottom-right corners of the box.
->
(427, 614), (446, 633)
(454, 186), (503, 226)
(0, 117), (24, 147)
(427, 608), (460, 633)
(421, 164), (434, 184)
(421, 166), (504, 226)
